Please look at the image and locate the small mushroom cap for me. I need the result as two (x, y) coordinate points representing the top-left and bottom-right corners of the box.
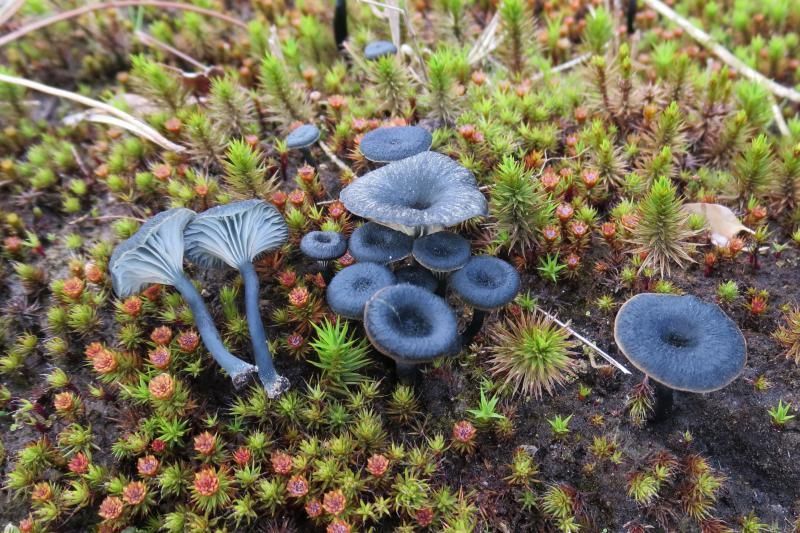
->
(412, 231), (471, 273)
(339, 152), (488, 235)
(348, 222), (413, 264)
(300, 231), (347, 261)
(286, 124), (321, 149)
(109, 208), (195, 297)
(614, 293), (747, 393)
(395, 265), (439, 292)
(359, 126), (432, 162)
(364, 284), (460, 364)
(364, 40), (398, 60)
(326, 262), (396, 319)
(184, 199), (288, 269)
(449, 256), (520, 311)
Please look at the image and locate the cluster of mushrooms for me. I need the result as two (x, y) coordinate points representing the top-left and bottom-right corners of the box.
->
(301, 127), (521, 381)
(109, 200), (290, 397)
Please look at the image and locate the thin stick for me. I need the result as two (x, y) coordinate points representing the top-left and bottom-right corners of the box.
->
(0, 0), (25, 27)
(135, 30), (208, 71)
(0, 0), (247, 48)
(771, 98), (789, 137)
(537, 307), (632, 375)
(319, 141), (352, 174)
(642, 0), (800, 104)
(468, 12), (500, 65)
(531, 53), (592, 82)
(0, 72), (185, 152)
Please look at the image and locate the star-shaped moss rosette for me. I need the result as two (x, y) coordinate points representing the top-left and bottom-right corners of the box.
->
(339, 151), (488, 236)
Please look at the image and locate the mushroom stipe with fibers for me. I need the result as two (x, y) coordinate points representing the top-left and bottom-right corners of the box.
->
(110, 208), (257, 389)
(184, 200), (289, 398)
(614, 293), (747, 422)
(364, 284), (460, 382)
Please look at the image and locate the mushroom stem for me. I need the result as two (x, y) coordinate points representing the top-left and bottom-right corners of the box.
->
(651, 381), (674, 422)
(172, 274), (256, 389)
(395, 361), (419, 384)
(301, 147), (317, 167)
(333, 0), (347, 50)
(240, 261), (289, 398)
(460, 309), (486, 345)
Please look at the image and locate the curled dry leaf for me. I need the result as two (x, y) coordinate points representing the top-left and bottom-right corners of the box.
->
(683, 202), (754, 247)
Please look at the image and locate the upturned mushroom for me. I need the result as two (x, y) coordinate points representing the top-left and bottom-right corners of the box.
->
(359, 125), (432, 163)
(412, 231), (471, 278)
(110, 208), (257, 388)
(449, 255), (521, 343)
(364, 40), (398, 60)
(184, 200), (290, 398)
(363, 284), (460, 381)
(348, 222), (413, 264)
(326, 262), (396, 320)
(339, 151), (488, 236)
(286, 123), (321, 166)
(300, 230), (347, 281)
(614, 293), (747, 421)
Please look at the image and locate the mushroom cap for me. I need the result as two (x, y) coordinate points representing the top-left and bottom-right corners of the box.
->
(184, 199), (288, 270)
(395, 265), (439, 292)
(326, 262), (396, 319)
(449, 256), (520, 311)
(614, 293), (747, 393)
(359, 126), (432, 163)
(412, 231), (471, 273)
(348, 222), (413, 264)
(364, 284), (460, 364)
(109, 208), (195, 297)
(300, 231), (347, 261)
(364, 40), (398, 60)
(286, 124), (321, 149)
(339, 151), (488, 235)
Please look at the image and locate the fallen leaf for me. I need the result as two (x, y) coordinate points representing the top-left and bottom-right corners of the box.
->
(683, 202), (754, 247)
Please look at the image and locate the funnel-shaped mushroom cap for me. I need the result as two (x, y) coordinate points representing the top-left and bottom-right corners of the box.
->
(412, 231), (471, 273)
(286, 124), (321, 149)
(327, 262), (396, 319)
(614, 294), (747, 393)
(395, 265), (438, 292)
(110, 208), (195, 297)
(340, 152), (488, 235)
(349, 222), (413, 264)
(364, 40), (398, 60)
(449, 256), (520, 311)
(359, 126), (432, 162)
(184, 200), (288, 269)
(300, 231), (347, 261)
(364, 284), (460, 363)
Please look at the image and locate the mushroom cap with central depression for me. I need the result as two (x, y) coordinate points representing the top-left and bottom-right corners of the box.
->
(364, 284), (460, 364)
(348, 222), (413, 264)
(359, 126), (432, 162)
(110, 207), (195, 297)
(339, 151), (488, 235)
(449, 256), (520, 311)
(326, 262), (396, 319)
(412, 231), (471, 273)
(184, 200), (288, 270)
(614, 293), (747, 393)
(300, 231), (347, 261)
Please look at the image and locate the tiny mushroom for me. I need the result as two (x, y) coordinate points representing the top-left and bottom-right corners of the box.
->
(340, 151), (488, 236)
(364, 40), (398, 60)
(348, 222), (413, 264)
(412, 231), (471, 278)
(300, 230), (348, 280)
(110, 208), (257, 388)
(286, 124), (321, 166)
(449, 255), (521, 343)
(326, 262), (396, 320)
(395, 265), (439, 293)
(359, 125), (432, 163)
(184, 200), (290, 397)
(364, 284), (460, 382)
(614, 293), (747, 421)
